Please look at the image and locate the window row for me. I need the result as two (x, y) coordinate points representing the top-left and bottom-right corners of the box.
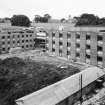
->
(1, 34), (33, 39)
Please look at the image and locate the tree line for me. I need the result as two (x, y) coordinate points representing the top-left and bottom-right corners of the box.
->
(3, 13), (105, 27)
(75, 13), (105, 26)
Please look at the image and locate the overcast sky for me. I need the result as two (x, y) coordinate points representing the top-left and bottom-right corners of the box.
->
(0, 0), (105, 20)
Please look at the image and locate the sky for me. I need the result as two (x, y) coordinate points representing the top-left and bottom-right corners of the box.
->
(0, 0), (105, 20)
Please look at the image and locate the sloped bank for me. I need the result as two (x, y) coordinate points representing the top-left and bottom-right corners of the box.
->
(0, 57), (80, 105)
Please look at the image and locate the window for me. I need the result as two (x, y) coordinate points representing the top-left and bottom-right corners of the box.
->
(86, 34), (91, 40)
(12, 35), (15, 38)
(76, 34), (80, 39)
(8, 36), (10, 38)
(97, 35), (103, 41)
(52, 48), (55, 52)
(97, 46), (103, 51)
(8, 47), (10, 50)
(67, 42), (71, 47)
(26, 45), (28, 48)
(26, 40), (28, 42)
(26, 35), (28, 37)
(76, 43), (80, 48)
(67, 51), (71, 55)
(22, 40), (24, 43)
(86, 54), (90, 59)
(30, 34), (32, 37)
(18, 35), (20, 38)
(76, 53), (80, 57)
(86, 45), (91, 49)
(67, 32), (71, 38)
(97, 56), (103, 61)
(2, 48), (5, 51)
(52, 40), (55, 44)
(59, 33), (63, 38)
(17, 41), (20, 43)
(8, 41), (10, 44)
(22, 46), (24, 48)
(22, 35), (24, 38)
(30, 44), (32, 47)
(52, 32), (55, 37)
(2, 42), (5, 45)
(13, 41), (15, 44)
(2, 36), (5, 39)
(59, 41), (63, 45)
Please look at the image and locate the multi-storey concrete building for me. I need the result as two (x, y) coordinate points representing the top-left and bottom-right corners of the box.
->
(0, 30), (35, 54)
(47, 29), (105, 68)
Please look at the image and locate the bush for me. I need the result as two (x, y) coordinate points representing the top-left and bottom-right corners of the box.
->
(0, 57), (79, 105)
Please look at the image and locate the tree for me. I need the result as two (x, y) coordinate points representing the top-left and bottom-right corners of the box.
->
(75, 13), (100, 26)
(11, 15), (30, 27)
(60, 18), (66, 23)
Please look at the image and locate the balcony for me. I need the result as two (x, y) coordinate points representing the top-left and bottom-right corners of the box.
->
(59, 45), (63, 49)
(52, 37), (55, 40)
(86, 49), (91, 55)
(97, 41), (103, 46)
(86, 58), (91, 64)
(67, 47), (71, 50)
(76, 39), (80, 43)
(52, 44), (55, 48)
(97, 51), (103, 56)
(86, 40), (91, 45)
(59, 37), (63, 41)
(76, 48), (80, 52)
(98, 61), (103, 67)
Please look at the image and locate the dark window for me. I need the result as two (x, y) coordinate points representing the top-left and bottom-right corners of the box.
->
(22, 46), (24, 48)
(86, 54), (90, 59)
(59, 41), (63, 45)
(22, 40), (24, 43)
(17, 41), (20, 43)
(97, 46), (103, 51)
(86, 34), (91, 40)
(97, 56), (103, 61)
(8, 47), (10, 50)
(52, 32), (55, 37)
(76, 34), (80, 39)
(26, 35), (28, 37)
(67, 42), (71, 47)
(86, 45), (91, 49)
(67, 51), (71, 55)
(12, 35), (15, 38)
(8, 41), (10, 44)
(30, 39), (32, 42)
(30, 34), (32, 37)
(26, 40), (28, 42)
(59, 49), (62, 53)
(22, 35), (24, 37)
(76, 53), (80, 57)
(59, 33), (63, 38)
(18, 35), (20, 38)
(30, 44), (32, 47)
(97, 35), (103, 41)
(52, 48), (55, 52)
(67, 32), (71, 38)
(52, 40), (55, 44)
(26, 45), (28, 48)
(2, 48), (5, 51)
(2, 42), (5, 44)
(76, 43), (80, 48)
(13, 41), (15, 43)
(8, 36), (10, 38)
(2, 36), (5, 39)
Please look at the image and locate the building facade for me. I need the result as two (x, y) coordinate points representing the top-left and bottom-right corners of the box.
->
(47, 29), (105, 68)
(0, 30), (35, 54)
